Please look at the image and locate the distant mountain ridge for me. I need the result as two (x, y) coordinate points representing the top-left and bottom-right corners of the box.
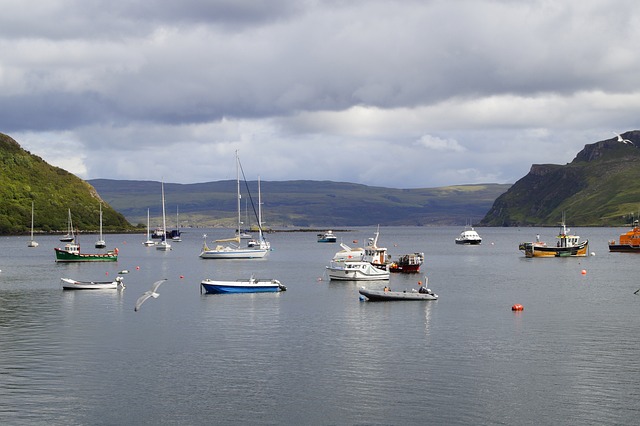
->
(89, 179), (510, 227)
(481, 130), (640, 226)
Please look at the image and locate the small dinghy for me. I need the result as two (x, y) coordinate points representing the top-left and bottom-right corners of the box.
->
(359, 276), (437, 301)
(61, 276), (125, 290)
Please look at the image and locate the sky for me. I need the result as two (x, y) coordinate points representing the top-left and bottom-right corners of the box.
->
(2, 0), (639, 188)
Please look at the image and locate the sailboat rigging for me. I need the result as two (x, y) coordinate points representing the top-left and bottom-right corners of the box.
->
(199, 151), (269, 259)
(95, 203), (106, 248)
(156, 180), (171, 251)
(143, 208), (154, 246)
(28, 201), (38, 247)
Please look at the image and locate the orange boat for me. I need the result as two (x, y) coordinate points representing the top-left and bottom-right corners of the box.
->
(609, 220), (640, 252)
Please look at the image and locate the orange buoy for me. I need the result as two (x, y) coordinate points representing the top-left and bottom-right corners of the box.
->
(581, 269), (587, 275)
(511, 304), (524, 311)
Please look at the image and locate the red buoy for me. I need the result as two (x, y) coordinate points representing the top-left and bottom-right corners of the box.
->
(511, 304), (524, 311)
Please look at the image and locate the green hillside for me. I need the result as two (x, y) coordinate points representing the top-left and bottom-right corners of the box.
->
(0, 133), (133, 234)
(89, 179), (510, 227)
(481, 130), (640, 226)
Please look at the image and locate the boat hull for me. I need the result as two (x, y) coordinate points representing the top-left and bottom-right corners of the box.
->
(61, 277), (123, 290)
(200, 279), (285, 294)
(519, 241), (589, 258)
(359, 287), (437, 301)
(455, 239), (482, 245)
(326, 261), (390, 281)
(55, 248), (118, 262)
(200, 247), (268, 259)
(609, 244), (640, 252)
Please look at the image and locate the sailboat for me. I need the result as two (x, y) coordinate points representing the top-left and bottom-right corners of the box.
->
(172, 206), (182, 242)
(95, 203), (106, 248)
(200, 151), (268, 259)
(247, 176), (271, 251)
(156, 180), (171, 251)
(60, 208), (75, 242)
(143, 208), (154, 246)
(28, 201), (39, 248)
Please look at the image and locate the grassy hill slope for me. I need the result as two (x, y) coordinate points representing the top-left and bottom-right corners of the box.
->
(0, 133), (132, 234)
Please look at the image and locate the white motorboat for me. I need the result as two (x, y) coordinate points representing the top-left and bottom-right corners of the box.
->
(61, 276), (125, 290)
(326, 227), (389, 281)
(455, 225), (482, 245)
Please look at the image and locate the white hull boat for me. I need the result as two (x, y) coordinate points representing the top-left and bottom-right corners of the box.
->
(326, 261), (390, 281)
(61, 276), (125, 290)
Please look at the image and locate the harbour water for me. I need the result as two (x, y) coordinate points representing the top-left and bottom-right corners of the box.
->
(1, 226), (639, 425)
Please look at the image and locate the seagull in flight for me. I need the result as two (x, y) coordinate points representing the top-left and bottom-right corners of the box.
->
(613, 132), (634, 145)
(134, 279), (167, 312)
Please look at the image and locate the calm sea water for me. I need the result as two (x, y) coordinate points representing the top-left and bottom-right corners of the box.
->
(1, 226), (639, 425)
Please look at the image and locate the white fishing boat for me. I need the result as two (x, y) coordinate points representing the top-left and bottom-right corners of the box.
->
(200, 276), (286, 294)
(95, 203), (106, 248)
(326, 228), (389, 281)
(61, 276), (125, 290)
(156, 180), (171, 251)
(143, 208), (154, 246)
(28, 201), (38, 248)
(200, 152), (268, 259)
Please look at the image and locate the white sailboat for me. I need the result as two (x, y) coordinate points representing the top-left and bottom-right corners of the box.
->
(60, 208), (75, 242)
(28, 201), (39, 248)
(95, 203), (106, 248)
(248, 176), (271, 251)
(172, 206), (182, 242)
(156, 180), (171, 251)
(143, 208), (154, 246)
(200, 151), (268, 259)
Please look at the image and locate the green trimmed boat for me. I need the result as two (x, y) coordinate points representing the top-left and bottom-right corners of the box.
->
(54, 241), (118, 262)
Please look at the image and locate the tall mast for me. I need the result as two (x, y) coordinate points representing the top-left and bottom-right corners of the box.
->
(236, 150), (241, 236)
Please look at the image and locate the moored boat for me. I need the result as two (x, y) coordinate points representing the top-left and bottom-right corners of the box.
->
(326, 228), (389, 281)
(359, 277), (437, 301)
(519, 218), (588, 258)
(609, 220), (640, 252)
(389, 252), (424, 273)
(55, 241), (119, 262)
(455, 225), (482, 245)
(61, 276), (125, 290)
(317, 230), (337, 243)
(200, 277), (286, 294)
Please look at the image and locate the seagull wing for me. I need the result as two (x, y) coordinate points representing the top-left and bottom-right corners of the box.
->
(151, 279), (167, 293)
(134, 291), (153, 311)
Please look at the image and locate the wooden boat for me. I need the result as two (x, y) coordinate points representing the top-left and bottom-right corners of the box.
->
(389, 252), (424, 273)
(359, 279), (437, 301)
(55, 240), (119, 262)
(95, 203), (106, 249)
(61, 276), (124, 290)
(519, 217), (588, 258)
(609, 220), (640, 252)
(326, 228), (389, 281)
(200, 152), (269, 259)
(28, 201), (38, 248)
(317, 230), (337, 243)
(455, 225), (482, 245)
(200, 277), (286, 294)
(156, 180), (171, 251)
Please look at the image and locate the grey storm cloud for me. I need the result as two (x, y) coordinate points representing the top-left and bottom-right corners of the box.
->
(1, 0), (639, 187)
